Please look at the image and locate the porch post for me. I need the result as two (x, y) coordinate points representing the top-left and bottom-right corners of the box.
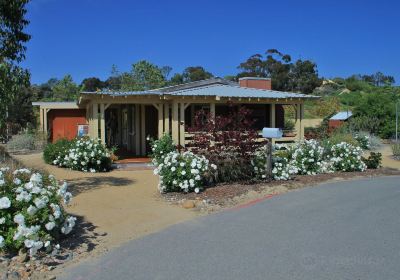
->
(179, 102), (185, 147)
(141, 104), (146, 155)
(91, 103), (99, 139)
(39, 108), (44, 132)
(43, 109), (48, 136)
(270, 103), (276, 128)
(295, 103), (302, 140)
(157, 104), (164, 139)
(172, 101), (179, 145)
(164, 103), (170, 134)
(134, 104), (140, 156)
(299, 103), (304, 140)
(210, 103), (215, 119)
(100, 103), (106, 144)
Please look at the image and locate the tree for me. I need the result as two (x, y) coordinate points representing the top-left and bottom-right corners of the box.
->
(52, 75), (79, 101)
(0, 0), (31, 132)
(237, 49), (321, 93)
(288, 60), (321, 93)
(182, 66), (213, 82)
(120, 60), (168, 91)
(81, 77), (106, 92)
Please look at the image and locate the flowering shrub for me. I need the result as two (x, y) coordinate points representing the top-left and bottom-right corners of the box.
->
(286, 139), (333, 175)
(0, 167), (75, 256)
(149, 134), (176, 166)
(50, 137), (113, 172)
(362, 152), (382, 169)
(328, 142), (366, 172)
(154, 151), (215, 193)
(354, 134), (370, 150)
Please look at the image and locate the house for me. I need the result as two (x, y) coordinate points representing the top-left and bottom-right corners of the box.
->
(328, 111), (353, 132)
(33, 77), (317, 155)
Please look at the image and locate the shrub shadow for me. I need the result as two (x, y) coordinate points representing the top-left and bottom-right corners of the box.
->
(67, 176), (136, 196)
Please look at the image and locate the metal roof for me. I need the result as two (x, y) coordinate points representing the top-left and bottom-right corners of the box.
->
(32, 102), (79, 109)
(330, 111), (353, 120)
(79, 77), (318, 100)
(170, 84), (315, 99)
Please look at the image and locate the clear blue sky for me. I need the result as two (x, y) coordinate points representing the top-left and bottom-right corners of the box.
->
(23, 0), (400, 85)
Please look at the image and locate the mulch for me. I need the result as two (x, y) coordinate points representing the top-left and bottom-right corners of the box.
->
(163, 168), (400, 207)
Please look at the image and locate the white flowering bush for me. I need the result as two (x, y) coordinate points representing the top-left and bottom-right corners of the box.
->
(0, 167), (76, 256)
(153, 151), (215, 193)
(286, 139), (331, 175)
(328, 142), (367, 172)
(49, 137), (112, 172)
(149, 134), (176, 166)
(354, 134), (370, 150)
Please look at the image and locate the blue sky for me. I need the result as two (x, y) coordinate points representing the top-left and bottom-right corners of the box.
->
(24, 0), (400, 85)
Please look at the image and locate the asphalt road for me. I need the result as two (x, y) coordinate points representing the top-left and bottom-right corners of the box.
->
(60, 176), (400, 280)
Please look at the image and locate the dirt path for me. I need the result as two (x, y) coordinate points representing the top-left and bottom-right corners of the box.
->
(375, 144), (400, 170)
(13, 153), (199, 254)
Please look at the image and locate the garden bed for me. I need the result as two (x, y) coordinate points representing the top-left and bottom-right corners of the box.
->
(163, 168), (400, 210)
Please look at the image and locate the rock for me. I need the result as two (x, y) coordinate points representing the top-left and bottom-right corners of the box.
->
(7, 271), (20, 280)
(16, 250), (28, 263)
(48, 276), (56, 280)
(182, 200), (196, 209)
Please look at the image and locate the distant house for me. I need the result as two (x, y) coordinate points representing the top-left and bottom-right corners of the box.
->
(328, 111), (353, 132)
(33, 77), (317, 155)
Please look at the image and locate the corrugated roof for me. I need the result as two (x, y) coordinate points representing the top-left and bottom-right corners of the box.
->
(80, 78), (319, 99)
(170, 84), (315, 99)
(330, 111), (353, 120)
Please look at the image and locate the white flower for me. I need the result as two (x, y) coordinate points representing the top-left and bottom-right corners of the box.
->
(194, 187), (200, 194)
(45, 221), (56, 231)
(0, 236), (4, 248)
(0, 197), (11, 209)
(0, 217), (5, 224)
(13, 178), (21, 185)
(14, 213), (25, 225)
(27, 205), (38, 216)
(181, 170), (186, 175)
(171, 166), (176, 172)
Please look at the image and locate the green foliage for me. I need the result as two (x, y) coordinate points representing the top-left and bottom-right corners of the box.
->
(362, 152), (382, 169)
(46, 138), (113, 172)
(237, 49), (321, 93)
(52, 75), (80, 101)
(119, 60), (167, 91)
(149, 134), (177, 166)
(7, 131), (35, 151)
(391, 143), (400, 158)
(284, 119), (295, 131)
(0, 0), (31, 132)
(81, 77), (106, 92)
(43, 138), (73, 164)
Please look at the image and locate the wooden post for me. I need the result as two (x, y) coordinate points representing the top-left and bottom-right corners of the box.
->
(39, 108), (44, 132)
(141, 104), (146, 155)
(91, 103), (99, 139)
(172, 101), (179, 145)
(265, 140), (273, 179)
(164, 103), (170, 134)
(300, 103), (304, 140)
(210, 103), (216, 119)
(100, 103), (106, 144)
(134, 104), (140, 156)
(179, 102), (185, 147)
(270, 103), (276, 128)
(43, 109), (48, 136)
(296, 103), (302, 141)
(157, 104), (164, 139)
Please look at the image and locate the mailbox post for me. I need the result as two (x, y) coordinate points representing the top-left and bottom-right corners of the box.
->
(262, 128), (283, 179)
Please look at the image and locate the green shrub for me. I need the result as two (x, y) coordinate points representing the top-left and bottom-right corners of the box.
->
(391, 142), (400, 157)
(284, 119), (295, 131)
(43, 139), (73, 164)
(362, 152), (382, 169)
(0, 167), (75, 256)
(153, 151), (214, 193)
(7, 132), (35, 151)
(51, 138), (112, 172)
(149, 134), (176, 165)
(324, 132), (358, 147)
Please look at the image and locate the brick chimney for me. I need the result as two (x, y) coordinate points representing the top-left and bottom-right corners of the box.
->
(239, 77), (272, 90)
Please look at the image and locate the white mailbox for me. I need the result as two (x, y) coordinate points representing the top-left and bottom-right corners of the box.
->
(262, 127), (283, 139)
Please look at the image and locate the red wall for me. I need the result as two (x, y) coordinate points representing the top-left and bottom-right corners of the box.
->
(328, 119), (345, 132)
(48, 109), (87, 142)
